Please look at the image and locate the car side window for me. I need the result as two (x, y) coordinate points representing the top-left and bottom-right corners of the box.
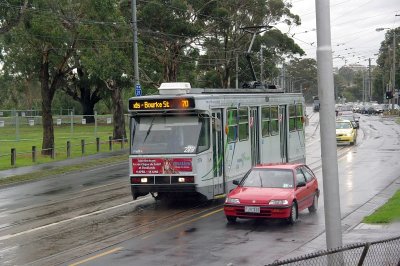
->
(296, 169), (306, 185)
(302, 166), (314, 183)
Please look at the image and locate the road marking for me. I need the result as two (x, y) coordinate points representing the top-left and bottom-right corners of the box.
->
(68, 247), (122, 266)
(0, 197), (150, 241)
(141, 208), (223, 240)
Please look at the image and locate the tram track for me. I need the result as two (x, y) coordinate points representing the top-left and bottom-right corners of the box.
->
(23, 199), (225, 266)
(1, 110), (371, 265)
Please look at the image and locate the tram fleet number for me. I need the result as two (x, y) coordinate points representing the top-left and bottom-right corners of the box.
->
(129, 98), (195, 111)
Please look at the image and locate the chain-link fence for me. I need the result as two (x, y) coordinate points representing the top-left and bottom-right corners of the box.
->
(267, 236), (400, 266)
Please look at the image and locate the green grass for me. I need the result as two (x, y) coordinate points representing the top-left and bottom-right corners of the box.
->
(362, 190), (400, 224)
(0, 123), (128, 170)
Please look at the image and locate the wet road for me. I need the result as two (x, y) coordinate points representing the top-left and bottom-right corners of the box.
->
(0, 110), (399, 265)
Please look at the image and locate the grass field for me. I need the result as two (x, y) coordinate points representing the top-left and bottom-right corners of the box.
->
(0, 123), (128, 170)
(362, 189), (400, 224)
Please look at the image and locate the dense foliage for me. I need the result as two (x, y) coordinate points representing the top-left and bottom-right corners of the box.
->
(1, 0), (306, 154)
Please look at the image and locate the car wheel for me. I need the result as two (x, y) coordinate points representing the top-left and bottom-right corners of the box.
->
(287, 202), (298, 225)
(226, 216), (237, 223)
(308, 194), (318, 213)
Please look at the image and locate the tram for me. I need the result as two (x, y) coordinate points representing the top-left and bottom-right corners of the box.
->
(128, 82), (306, 201)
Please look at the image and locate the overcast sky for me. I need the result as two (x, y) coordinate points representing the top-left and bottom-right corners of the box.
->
(277, 0), (400, 68)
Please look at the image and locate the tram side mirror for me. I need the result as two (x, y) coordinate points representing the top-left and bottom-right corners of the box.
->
(233, 180), (239, 186)
(213, 117), (221, 131)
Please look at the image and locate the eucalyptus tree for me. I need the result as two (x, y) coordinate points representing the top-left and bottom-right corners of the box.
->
(1, 0), (128, 155)
(285, 58), (317, 102)
(374, 27), (399, 102)
(196, 0), (303, 88)
(136, 0), (203, 86)
(0, 0), (29, 34)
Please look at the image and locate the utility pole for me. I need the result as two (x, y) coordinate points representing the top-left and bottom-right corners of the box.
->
(282, 63), (286, 91)
(260, 45), (266, 84)
(368, 58), (372, 101)
(236, 53), (239, 89)
(315, 0), (343, 252)
(392, 31), (396, 109)
(132, 0), (140, 95)
(362, 72), (365, 104)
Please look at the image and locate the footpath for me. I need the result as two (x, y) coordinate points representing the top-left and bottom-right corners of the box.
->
(279, 174), (400, 261)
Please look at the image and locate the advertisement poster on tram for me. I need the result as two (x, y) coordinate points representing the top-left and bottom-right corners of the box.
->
(131, 158), (192, 174)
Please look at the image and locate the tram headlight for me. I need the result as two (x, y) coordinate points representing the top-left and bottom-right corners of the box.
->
(141, 177), (148, 183)
(178, 177), (185, 183)
(269, 199), (288, 205)
(225, 197), (240, 204)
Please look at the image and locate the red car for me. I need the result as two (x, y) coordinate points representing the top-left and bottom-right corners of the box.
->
(223, 163), (319, 224)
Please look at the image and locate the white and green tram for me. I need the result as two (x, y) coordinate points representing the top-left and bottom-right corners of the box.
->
(128, 82), (306, 201)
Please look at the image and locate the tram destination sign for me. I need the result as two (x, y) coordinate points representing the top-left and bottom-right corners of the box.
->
(129, 97), (195, 111)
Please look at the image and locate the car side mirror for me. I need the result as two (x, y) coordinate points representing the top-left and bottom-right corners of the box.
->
(297, 181), (306, 187)
(233, 180), (239, 186)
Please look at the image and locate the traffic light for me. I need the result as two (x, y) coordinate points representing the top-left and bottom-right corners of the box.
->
(385, 91), (393, 99)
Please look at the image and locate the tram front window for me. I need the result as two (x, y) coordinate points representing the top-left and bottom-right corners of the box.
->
(131, 115), (210, 154)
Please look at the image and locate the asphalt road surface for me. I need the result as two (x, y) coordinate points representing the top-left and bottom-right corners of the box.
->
(0, 110), (399, 266)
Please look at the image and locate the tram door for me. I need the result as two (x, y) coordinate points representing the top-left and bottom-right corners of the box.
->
(212, 109), (225, 195)
(250, 107), (260, 166)
(279, 105), (288, 162)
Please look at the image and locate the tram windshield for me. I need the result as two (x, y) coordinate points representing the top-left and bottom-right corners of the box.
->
(130, 114), (210, 154)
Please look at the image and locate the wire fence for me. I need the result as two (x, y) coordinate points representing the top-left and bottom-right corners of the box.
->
(266, 235), (400, 266)
(0, 111), (130, 169)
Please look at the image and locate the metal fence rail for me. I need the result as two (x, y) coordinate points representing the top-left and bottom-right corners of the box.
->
(266, 236), (400, 266)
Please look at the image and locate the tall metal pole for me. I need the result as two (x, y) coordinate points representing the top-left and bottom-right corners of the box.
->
(368, 58), (372, 101)
(260, 46), (264, 83)
(315, 0), (343, 250)
(236, 53), (239, 89)
(392, 32), (396, 109)
(132, 0), (140, 87)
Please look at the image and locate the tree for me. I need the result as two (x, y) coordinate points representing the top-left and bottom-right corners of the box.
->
(0, 0), (29, 34)
(286, 58), (317, 103)
(1, 0), (130, 154)
(137, 0), (202, 85)
(196, 0), (303, 88)
(374, 27), (399, 103)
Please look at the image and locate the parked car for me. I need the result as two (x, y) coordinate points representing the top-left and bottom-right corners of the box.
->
(336, 119), (358, 145)
(224, 163), (319, 224)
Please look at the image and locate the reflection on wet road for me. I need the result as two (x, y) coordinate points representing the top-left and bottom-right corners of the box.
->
(0, 111), (400, 265)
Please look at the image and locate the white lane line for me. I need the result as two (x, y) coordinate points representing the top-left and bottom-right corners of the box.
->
(0, 197), (149, 241)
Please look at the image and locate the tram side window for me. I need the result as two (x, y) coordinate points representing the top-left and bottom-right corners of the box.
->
(270, 106), (279, 135)
(261, 106), (270, 137)
(289, 105), (296, 132)
(197, 116), (210, 153)
(227, 108), (238, 143)
(238, 107), (249, 141)
(296, 104), (304, 131)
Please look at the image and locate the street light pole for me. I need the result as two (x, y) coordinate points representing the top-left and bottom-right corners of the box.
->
(392, 31), (396, 109)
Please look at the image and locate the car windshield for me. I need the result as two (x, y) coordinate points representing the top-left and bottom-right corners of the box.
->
(130, 114), (210, 154)
(336, 122), (352, 129)
(338, 115), (353, 121)
(241, 169), (294, 188)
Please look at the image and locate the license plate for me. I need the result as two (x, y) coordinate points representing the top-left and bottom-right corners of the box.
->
(245, 206), (260, 213)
